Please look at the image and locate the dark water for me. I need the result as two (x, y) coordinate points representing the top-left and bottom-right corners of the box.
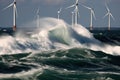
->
(0, 26), (120, 80)
(91, 29), (120, 46)
(0, 48), (120, 80)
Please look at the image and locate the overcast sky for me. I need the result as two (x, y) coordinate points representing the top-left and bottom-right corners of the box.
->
(0, 0), (120, 28)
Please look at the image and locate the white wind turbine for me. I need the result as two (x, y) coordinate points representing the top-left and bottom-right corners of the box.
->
(103, 4), (115, 30)
(71, 11), (75, 27)
(82, 5), (96, 30)
(3, 0), (17, 31)
(36, 8), (40, 28)
(57, 8), (62, 20)
(36, 8), (42, 42)
(66, 0), (80, 25)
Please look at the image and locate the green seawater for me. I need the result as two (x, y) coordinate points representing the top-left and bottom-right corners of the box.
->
(0, 48), (120, 80)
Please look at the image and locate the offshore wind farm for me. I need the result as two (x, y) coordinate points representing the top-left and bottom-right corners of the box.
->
(0, 0), (120, 80)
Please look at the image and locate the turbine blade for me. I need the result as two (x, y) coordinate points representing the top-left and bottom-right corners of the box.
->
(105, 3), (110, 12)
(58, 7), (62, 13)
(110, 13), (115, 21)
(66, 5), (75, 9)
(59, 7), (62, 12)
(76, 0), (79, 4)
(37, 8), (40, 14)
(103, 13), (109, 18)
(91, 10), (96, 20)
(81, 4), (91, 10)
(73, 6), (77, 12)
(3, 3), (14, 10)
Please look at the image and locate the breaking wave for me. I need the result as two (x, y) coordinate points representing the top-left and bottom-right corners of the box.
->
(0, 17), (120, 55)
(0, 17), (120, 80)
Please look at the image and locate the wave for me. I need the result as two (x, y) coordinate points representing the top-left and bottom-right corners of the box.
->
(0, 17), (120, 55)
(0, 48), (120, 80)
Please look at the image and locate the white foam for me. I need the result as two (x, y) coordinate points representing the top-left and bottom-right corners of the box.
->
(0, 66), (43, 79)
(0, 17), (120, 55)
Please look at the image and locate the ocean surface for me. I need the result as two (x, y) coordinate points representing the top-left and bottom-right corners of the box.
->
(0, 17), (120, 80)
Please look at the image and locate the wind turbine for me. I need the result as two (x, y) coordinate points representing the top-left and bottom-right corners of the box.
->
(36, 8), (42, 42)
(3, 0), (17, 31)
(66, 0), (80, 25)
(57, 8), (62, 20)
(36, 8), (40, 28)
(103, 4), (114, 30)
(82, 5), (96, 30)
(71, 11), (75, 27)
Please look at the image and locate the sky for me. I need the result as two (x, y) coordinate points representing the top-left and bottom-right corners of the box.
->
(0, 0), (120, 28)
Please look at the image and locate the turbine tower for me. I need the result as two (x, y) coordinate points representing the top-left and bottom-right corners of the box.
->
(57, 8), (62, 20)
(82, 5), (96, 30)
(4, 0), (17, 31)
(66, 0), (80, 25)
(103, 4), (114, 30)
(36, 8), (40, 28)
(71, 11), (74, 27)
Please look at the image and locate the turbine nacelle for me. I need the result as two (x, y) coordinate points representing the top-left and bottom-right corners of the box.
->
(58, 8), (62, 14)
(75, 0), (79, 5)
(76, 3), (79, 6)
(66, 0), (79, 9)
(14, 0), (16, 4)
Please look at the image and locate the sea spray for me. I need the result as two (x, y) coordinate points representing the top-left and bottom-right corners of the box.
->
(0, 17), (120, 55)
